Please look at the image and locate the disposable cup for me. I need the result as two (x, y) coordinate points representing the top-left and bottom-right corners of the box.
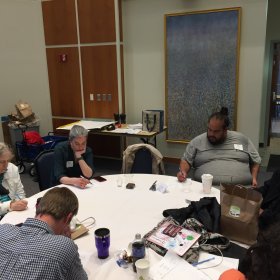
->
(201, 174), (213, 194)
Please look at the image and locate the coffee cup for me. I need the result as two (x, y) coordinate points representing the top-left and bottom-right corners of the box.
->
(201, 174), (213, 194)
(135, 259), (150, 280)
(95, 228), (110, 259)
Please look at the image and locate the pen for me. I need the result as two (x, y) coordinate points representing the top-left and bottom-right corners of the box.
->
(192, 257), (215, 266)
(149, 180), (157, 191)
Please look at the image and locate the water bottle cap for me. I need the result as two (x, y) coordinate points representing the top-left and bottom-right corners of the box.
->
(135, 233), (141, 239)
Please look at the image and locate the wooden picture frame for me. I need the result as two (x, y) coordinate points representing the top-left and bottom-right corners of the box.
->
(165, 8), (241, 143)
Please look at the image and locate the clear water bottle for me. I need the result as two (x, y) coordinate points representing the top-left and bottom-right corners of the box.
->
(132, 233), (146, 272)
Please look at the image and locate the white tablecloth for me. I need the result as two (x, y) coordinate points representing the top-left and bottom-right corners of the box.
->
(1, 174), (232, 280)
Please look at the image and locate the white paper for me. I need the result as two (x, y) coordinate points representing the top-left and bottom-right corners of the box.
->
(108, 128), (142, 134)
(57, 120), (114, 130)
(196, 252), (239, 279)
(150, 251), (210, 280)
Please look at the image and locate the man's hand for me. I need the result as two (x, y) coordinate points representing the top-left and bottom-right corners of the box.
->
(177, 170), (187, 182)
(252, 178), (258, 187)
(75, 149), (86, 159)
(10, 200), (28, 211)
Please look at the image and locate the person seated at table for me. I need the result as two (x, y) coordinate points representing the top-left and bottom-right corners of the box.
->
(0, 142), (27, 217)
(0, 187), (87, 279)
(52, 125), (94, 188)
(238, 217), (280, 280)
(177, 107), (261, 186)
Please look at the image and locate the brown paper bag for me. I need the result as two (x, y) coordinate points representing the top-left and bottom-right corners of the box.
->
(220, 184), (262, 245)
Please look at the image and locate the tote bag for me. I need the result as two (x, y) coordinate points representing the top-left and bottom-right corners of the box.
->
(220, 184), (262, 245)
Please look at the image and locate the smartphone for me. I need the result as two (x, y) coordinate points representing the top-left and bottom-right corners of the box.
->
(93, 176), (107, 182)
(126, 183), (136, 189)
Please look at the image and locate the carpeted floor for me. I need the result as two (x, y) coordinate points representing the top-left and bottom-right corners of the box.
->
(267, 154), (280, 172)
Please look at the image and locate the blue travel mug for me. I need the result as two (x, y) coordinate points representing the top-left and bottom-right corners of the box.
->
(95, 228), (110, 259)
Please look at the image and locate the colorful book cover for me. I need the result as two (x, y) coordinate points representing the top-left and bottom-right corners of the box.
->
(146, 221), (201, 256)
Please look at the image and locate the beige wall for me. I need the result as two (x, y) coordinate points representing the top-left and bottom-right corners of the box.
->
(122, 0), (268, 158)
(0, 0), (268, 160)
(0, 0), (52, 142)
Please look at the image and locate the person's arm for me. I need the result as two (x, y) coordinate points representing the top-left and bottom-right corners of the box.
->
(59, 176), (89, 189)
(177, 159), (191, 182)
(247, 138), (261, 187)
(75, 147), (94, 179)
(66, 244), (88, 280)
(2, 163), (28, 212)
(251, 163), (260, 187)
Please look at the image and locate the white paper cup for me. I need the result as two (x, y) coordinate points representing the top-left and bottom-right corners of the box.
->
(135, 259), (150, 280)
(201, 174), (213, 194)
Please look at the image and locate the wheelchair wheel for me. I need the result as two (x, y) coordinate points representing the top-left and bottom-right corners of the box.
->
(29, 165), (37, 177)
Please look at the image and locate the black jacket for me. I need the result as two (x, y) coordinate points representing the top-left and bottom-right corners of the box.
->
(163, 197), (220, 232)
(256, 169), (280, 230)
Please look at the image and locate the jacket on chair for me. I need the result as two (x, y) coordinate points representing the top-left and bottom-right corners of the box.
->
(122, 144), (165, 174)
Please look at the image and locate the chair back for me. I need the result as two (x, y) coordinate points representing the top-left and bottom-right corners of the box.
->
(122, 144), (165, 174)
(131, 148), (153, 174)
(34, 149), (55, 191)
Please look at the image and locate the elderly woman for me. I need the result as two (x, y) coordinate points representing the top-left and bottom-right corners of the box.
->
(52, 125), (94, 188)
(0, 142), (28, 216)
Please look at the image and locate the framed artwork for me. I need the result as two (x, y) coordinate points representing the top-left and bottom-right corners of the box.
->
(165, 8), (241, 143)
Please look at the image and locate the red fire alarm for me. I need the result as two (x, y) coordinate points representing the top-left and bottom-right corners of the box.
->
(59, 54), (68, 63)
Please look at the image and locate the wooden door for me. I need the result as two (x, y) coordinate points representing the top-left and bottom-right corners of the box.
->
(42, 0), (78, 45)
(77, 0), (116, 43)
(81, 45), (119, 119)
(46, 47), (83, 118)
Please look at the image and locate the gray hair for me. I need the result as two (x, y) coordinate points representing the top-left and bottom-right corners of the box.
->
(0, 142), (13, 158)
(69, 125), (88, 141)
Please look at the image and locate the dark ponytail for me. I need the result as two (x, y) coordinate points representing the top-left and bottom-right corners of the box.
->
(208, 107), (230, 129)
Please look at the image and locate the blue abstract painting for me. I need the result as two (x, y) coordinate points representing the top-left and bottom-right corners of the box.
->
(165, 8), (241, 142)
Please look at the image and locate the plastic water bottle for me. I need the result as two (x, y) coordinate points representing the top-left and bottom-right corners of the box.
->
(132, 233), (145, 272)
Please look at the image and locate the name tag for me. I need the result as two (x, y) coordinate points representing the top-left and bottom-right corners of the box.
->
(66, 161), (74, 168)
(234, 144), (243, 151)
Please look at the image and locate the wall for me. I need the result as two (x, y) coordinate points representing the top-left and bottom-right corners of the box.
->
(0, 0), (52, 142)
(122, 0), (268, 158)
(260, 0), (280, 145)
(0, 0), (268, 160)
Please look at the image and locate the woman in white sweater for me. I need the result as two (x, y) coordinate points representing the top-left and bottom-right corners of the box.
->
(0, 142), (28, 216)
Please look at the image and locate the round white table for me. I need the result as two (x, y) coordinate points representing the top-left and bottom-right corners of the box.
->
(1, 174), (226, 279)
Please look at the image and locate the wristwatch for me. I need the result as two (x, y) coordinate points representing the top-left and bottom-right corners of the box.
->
(76, 157), (83, 161)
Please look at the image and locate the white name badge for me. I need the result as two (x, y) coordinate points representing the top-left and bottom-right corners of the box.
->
(234, 144), (243, 151)
(66, 161), (74, 168)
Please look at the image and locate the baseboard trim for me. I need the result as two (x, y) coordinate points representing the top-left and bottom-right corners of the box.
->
(163, 157), (180, 164)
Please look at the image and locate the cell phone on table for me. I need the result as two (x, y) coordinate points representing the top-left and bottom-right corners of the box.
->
(92, 176), (107, 182)
(126, 183), (136, 189)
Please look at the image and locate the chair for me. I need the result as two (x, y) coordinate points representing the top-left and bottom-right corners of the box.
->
(131, 147), (153, 174)
(34, 149), (55, 191)
(122, 144), (165, 174)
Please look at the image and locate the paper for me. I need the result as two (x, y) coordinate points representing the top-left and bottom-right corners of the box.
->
(196, 252), (239, 279)
(150, 251), (210, 280)
(57, 120), (114, 130)
(107, 128), (142, 134)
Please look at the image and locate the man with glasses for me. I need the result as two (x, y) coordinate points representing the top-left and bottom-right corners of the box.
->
(52, 125), (94, 188)
(177, 107), (261, 186)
